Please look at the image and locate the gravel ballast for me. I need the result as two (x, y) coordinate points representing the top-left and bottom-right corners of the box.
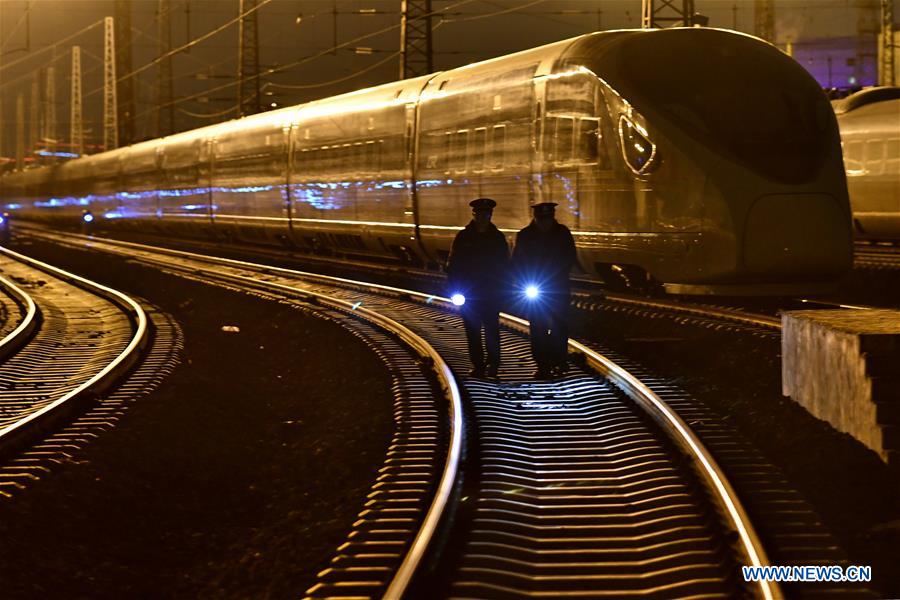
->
(0, 236), (394, 599)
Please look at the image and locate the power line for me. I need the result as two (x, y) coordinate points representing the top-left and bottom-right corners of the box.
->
(269, 51), (399, 90)
(0, 0), (32, 53)
(0, 19), (102, 74)
(132, 0), (484, 122)
(116, 0), (273, 86)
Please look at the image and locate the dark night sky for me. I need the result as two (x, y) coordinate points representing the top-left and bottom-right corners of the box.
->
(0, 0), (896, 158)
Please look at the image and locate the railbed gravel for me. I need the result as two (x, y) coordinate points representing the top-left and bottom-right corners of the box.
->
(0, 237), (394, 599)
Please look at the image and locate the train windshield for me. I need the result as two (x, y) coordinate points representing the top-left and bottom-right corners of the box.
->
(606, 30), (833, 184)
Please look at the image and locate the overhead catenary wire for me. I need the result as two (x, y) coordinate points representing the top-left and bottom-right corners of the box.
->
(437, 0), (549, 24)
(114, 0), (273, 86)
(0, 19), (103, 74)
(0, 1), (32, 52)
(177, 104), (239, 119)
(132, 0), (485, 122)
(268, 51), (399, 90)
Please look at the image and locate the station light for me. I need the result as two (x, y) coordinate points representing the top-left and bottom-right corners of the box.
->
(82, 211), (94, 223)
(0, 214), (5, 226)
(451, 293), (466, 306)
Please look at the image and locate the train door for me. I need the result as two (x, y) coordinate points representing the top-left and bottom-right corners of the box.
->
(200, 137), (215, 235)
(153, 146), (164, 231)
(532, 77), (548, 208)
(408, 76), (440, 267)
(284, 124), (297, 247)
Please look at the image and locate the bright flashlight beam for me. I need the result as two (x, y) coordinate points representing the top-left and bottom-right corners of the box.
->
(524, 285), (540, 300)
(451, 293), (466, 306)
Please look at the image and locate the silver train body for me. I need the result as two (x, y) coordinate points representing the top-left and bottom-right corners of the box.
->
(834, 87), (900, 241)
(2, 28), (853, 294)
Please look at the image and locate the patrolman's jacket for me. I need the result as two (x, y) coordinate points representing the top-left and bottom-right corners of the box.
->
(446, 221), (509, 304)
(512, 220), (577, 297)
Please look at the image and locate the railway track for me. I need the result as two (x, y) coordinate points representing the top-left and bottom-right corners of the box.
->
(21, 228), (780, 598)
(21, 224), (788, 337)
(0, 245), (150, 494)
(854, 243), (900, 269)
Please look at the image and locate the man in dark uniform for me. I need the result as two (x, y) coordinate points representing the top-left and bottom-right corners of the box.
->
(512, 202), (576, 379)
(446, 198), (509, 378)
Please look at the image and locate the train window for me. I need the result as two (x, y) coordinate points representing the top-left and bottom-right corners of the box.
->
(365, 141), (376, 172)
(578, 118), (600, 163)
(490, 125), (506, 169)
(865, 140), (885, 176)
(843, 140), (864, 173)
(618, 115), (657, 175)
(472, 127), (487, 172)
(556, 117), (575, 163)
(443, 132), (452, 174)
(454, 130), (469, 173)
(885, 140), (900, 175)
(376, 139), (384, 174)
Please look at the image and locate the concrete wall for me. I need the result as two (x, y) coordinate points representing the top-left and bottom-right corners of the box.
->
(782, 309), (900, 465)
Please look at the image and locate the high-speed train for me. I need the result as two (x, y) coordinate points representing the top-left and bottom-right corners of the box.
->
(1, 28), (853, 295)
(834, 87), (900, 241)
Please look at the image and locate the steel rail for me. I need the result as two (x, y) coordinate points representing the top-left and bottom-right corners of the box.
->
(0, 272), (39, 362)
(25, 230), (780, 599)
(18, 223), (789, 332)
(83, 245), (463, 600)
(603, 292), (782, 330)
(0, 246), (149, 454)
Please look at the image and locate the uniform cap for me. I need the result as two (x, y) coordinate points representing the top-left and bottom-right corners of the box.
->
(531, 202), (557, 216)
(469, 197), (497, 210)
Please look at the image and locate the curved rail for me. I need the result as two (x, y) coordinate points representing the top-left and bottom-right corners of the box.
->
(0, 245), (149, 453)
(0, 273), (39, 362)
(19, 228), (780, 598)
(206, 269), (465, 599)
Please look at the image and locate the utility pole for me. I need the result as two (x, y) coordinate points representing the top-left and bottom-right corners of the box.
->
(29, 73), (39, 156)
(157, 0), (174, 137)
(400, 0), (433, 78)
(857, 0), (879, 86)
(238, 0), (262, 116)
(880, 0), (895, 86)
(16, 93), (25, 169)
(754, 0), (775, 43)
(44, 66), (57, 153)
(115, 0), (135, 146)
(0, 2), (4, 163)
(103, 17), (119, 151)
(71, 46), (84, 157)
(641, 0), (696, 29)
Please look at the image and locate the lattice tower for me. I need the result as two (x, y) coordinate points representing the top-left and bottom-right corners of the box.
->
(104, 17), (119, 151)
(45, 67), (56, 152)
(71, 46), (84, 156)
(881, 0), (895, 85)
(16, 93), (24, 169)
(400, 0), (433, 78)
(858, 0), (879, 85)
(642, 0), (696, 28)
(157, 0), (174, 136)
(754, 0), (775, 43)
(115, 0), (135, 145)
(29, 74), (39, 155)
(238, 0), (261, 117)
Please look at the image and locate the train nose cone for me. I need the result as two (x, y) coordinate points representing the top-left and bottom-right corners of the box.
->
(743, 193), (853, 276)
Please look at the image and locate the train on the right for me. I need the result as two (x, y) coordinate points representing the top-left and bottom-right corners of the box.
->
(834, 86), (900, 242)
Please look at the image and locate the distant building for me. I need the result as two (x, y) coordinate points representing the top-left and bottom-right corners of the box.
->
(791, 27), (899, 89)
(791, 36), (877, 89)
